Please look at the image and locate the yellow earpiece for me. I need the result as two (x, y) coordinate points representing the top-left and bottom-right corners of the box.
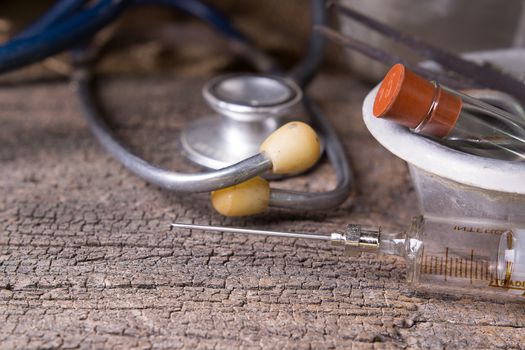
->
(211, 121), (321, 216)
(211, 176), (270, 217)
(260, 121), (321, 174)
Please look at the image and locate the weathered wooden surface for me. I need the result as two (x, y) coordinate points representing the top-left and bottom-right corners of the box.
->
(1, 73), (524, 349)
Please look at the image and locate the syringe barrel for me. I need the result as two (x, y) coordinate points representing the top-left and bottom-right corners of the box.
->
(403, 216), (525, 301)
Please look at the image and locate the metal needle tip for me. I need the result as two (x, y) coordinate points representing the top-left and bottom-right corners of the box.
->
(171, 222), (332, 241)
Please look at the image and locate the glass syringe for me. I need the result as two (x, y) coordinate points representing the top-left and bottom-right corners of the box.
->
(172, 216), (525, 301)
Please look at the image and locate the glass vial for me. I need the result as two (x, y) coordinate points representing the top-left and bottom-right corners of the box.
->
(373, 64), (525, 161)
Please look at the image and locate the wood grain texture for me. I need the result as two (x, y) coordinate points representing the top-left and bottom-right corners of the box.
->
(1, 74), (524, 349)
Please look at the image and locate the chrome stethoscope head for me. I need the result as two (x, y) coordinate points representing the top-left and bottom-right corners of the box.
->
(180, 73), (303, 169)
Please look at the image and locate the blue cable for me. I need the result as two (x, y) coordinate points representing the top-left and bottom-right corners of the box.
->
(15, 0), (88, 39)
(133, 0), (248, 43)
(130, 0), (281, 74)
(17, 0), (243, 43)
(0, 0), (130, 74)
(0, 0), (249, 75)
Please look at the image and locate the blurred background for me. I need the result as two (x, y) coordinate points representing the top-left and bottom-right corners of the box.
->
(0, 1), (344, 79)
(1, 0), (525, 81)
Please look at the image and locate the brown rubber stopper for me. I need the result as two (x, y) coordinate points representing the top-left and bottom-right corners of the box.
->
(373, 64), (462, 137)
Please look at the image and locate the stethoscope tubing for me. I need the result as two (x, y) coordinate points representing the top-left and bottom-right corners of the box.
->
(3, 0), (354, 211)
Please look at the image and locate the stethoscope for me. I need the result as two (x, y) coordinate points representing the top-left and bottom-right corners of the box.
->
(1, 0), (353, 215)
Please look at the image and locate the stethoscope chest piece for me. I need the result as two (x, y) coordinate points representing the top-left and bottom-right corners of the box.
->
(180, 73), (303, 169)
